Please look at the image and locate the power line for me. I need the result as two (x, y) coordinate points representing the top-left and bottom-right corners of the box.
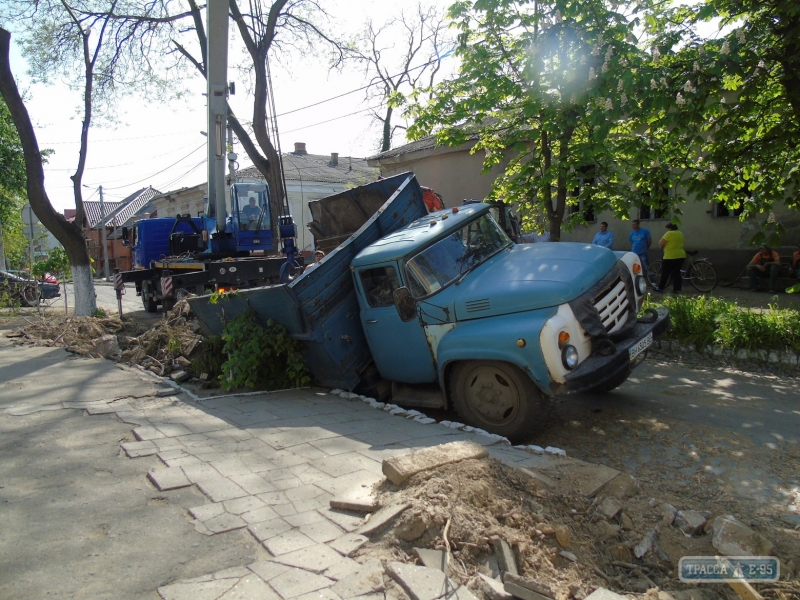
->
(156, 158), (207, 190)
(39, 129), (198, 146)
(280, 106), (382, 135)
(101, 142), (206, 191)
(42, 139), (206, 173)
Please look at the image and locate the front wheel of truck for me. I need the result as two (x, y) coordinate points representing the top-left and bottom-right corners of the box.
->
(450, 361), (548, 444)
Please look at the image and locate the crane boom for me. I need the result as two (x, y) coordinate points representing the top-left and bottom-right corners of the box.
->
(207, 0), (229, 233)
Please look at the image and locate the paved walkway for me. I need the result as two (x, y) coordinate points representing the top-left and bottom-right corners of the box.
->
(0, 337), (611, 600)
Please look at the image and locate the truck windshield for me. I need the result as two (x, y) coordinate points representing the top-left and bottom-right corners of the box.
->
(405, 214), (511, 298)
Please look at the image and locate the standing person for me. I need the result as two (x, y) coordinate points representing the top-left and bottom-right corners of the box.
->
(628, 220), (653, 282)
(746, 244), (781, 292)
(592, 222), (614, 249)
(655, 223), (686, 293)
(304, 249), (325, 273)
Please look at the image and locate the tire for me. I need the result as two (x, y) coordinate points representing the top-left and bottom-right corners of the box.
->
(648, 261), (662, 287)
(587, 368), (631, 394)
(449, 360), (548, 444)
(141, 282), (158, 312)
(689, 260), (717, 292)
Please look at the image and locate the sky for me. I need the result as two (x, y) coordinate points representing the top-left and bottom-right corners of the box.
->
(6, 0), (457, 213)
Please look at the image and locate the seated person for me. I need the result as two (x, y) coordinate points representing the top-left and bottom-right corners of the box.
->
(746, 243), (781, 292)
(240, 197), (261, 230)
(793, 243), (800, 279)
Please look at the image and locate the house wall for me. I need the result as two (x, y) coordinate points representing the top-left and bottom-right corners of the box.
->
(375, 146), (507, 208)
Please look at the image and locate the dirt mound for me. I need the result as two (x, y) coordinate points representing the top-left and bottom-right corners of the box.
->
(368, 458), (797, 600)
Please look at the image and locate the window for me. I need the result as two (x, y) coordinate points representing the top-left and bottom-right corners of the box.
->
(359, 266), (400, 308)
(714, 201), (744, 218)
(405, 215), (511, 298)
(638, 204), (670, 220)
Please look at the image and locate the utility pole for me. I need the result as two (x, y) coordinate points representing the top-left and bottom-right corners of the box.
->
(0, 214), (6, 271)
(99, 185), (110, 280)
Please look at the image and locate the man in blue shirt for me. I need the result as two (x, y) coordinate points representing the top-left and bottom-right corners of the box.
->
(629, 219), (653, 282)
(592, 222), (614, 249)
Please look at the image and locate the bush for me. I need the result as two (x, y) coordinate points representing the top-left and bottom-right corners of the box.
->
(643, 294), (800, 352)
(219, 308), (311, 391)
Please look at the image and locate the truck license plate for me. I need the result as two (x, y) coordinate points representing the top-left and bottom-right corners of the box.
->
(629, 332), (653, 361)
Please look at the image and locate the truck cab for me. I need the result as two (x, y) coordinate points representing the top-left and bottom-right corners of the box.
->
(350, 203), (669, 441)
(227, 182), (274, 253)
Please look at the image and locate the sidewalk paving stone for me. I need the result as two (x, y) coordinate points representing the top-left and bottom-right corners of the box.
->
(148, 467), (193, 491)
(133, 425), (166, 441)
(121, 440), (158, 458)
(224, 495), (266, 515)
(290, 464), (333, 484)
(202, 512), (247, 535)
(241, 505), (281, 524)
(268, 567), (335, 599)
(248, 560), (292, 582)
(248, 517), (293, 543)
(314, 469), (384, 498)
(330, 559), (385, 599)
(295, 588), (343, 600)
(327, 533), (368, 557)
(272, 476), (306, 491)
(230, 472), (277, 495)
(272, 543), (352, 575)
(285, 509), (326, 527)
(317, 508), (364, 533)
(310, 436), (372, 456)
(293, 494), (333, 514)
(357, 503), (410, 536)
(258, 490), (291, 506)
(196, 476), (249, 502)
(217, 574), (281, 600)
(211, 458), (255, 477)
(299, 518), (344, 544)
(158, 577), (238, 600)
(264, 529), (317, 555)
(181, 462), (219, 483)
(189, 502), (226, 522)
(155, 422), (195, 437)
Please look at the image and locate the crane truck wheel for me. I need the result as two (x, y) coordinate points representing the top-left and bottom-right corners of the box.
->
(449, 360), (548, 444)
(141, 282), (158, 313)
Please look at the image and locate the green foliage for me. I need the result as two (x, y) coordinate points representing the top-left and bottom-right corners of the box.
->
(0, 285), (21, 311)
(165, 335), (182, 356)
(643, 294), (800, 352)
(191, 336), (225, 381)
(408, 0), (675, 240)
(209, 289), (237, 305)
(93, 307), (108, 318)
(219, 309), (311, 391)
(32, 247), (70, 278)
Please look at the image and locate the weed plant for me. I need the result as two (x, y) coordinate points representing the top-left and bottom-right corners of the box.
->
(643, 294), (800, 352)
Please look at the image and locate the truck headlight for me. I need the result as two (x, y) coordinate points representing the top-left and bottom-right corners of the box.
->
(636, 275), (647, 295)
(561, 345), (579, 370)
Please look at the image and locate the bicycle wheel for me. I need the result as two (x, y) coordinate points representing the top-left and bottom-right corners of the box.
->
(689, 260), (717, 292)
(649, 261), (662, 287)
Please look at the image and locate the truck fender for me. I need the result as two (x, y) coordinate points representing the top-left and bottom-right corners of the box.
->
(436, 307), (557, 407)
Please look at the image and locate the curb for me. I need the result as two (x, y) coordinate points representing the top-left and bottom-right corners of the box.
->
(650, 339), (800, 372)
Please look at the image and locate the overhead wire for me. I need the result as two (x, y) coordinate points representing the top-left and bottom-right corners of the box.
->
(95, 142), (206, 190)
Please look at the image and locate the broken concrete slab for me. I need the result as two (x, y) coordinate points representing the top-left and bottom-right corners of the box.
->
(674, 510), (707, 537)
(503, 574), (554, 599)
(584, 589), (629, 600)
(382, 441), (488, 485)
(634, 527), (658, 559)
(331, 559), (385, 599)
(711, 515), (774, 557)
(318, 508), (365, 533)
(659, 503), (678, 525)
(4, 403), (62, 416)
(202, 513), (247, 535)
(196, 476), (249, 503)
(357, 502), (410, 536)
(596, 496), (623, 520)
(189, 503), (226, 522)
(386, 562), (478, 600)
(268, 566), (335, 599)
(273, 543), (352, 575)
(593, 473), (639, 499)
(147, 467), (193, 491)
(330, 494), (380, 513)
(491, 538), (518, 576)
(328, 533), (368, 558)
(133, 425), (166, 441)
(504, 581), (552, 600)
(156, 387), (175, 397)
(477, 573), (513, 600)
(120, 440), (158, 458)
(170, 370), (190, 383)
(413, 548), (450, 575)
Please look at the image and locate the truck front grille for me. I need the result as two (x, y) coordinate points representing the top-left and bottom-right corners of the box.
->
(593, 278), (629, 334)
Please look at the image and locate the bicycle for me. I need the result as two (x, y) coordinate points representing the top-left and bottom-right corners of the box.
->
(649, 250), (718, 292)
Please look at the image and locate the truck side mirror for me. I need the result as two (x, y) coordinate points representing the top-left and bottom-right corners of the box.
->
(393, 287), (416, 322)
(121, 227), (129, 246)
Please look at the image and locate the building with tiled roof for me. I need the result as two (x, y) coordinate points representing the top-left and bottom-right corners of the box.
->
(83, 201), (123, 229)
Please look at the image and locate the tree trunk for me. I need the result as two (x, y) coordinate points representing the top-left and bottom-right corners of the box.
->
(0, 28), (96, 315)
(381, 106), (393, 152)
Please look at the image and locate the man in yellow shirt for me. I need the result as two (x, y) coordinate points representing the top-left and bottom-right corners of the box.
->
(747, 243), (781, 292)
(654, 223), (686, 293)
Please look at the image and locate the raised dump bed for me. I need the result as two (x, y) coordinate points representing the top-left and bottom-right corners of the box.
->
(188, 172), (428, 390)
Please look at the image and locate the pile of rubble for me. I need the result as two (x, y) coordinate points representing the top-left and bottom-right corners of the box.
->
(7, 300), (212, 386)
(345, 442), (795, 600)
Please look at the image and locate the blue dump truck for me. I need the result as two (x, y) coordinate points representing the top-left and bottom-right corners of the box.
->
(189, 173), (669, 441)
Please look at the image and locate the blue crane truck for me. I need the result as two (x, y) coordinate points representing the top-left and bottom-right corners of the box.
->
(188, 173), (669, 441)
(120, 182), (300, 312)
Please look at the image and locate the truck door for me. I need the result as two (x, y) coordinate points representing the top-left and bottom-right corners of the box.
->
(357, 264), (437, 383)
